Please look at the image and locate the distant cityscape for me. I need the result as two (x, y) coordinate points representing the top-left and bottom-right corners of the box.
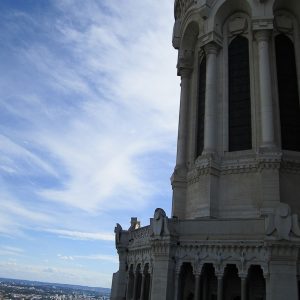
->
(0, 278), (110, 300)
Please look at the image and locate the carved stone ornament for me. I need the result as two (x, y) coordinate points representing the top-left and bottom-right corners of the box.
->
(275, 15), (293, 33)
(129, 217), (140, 231)
(266, 203), (300, 240)
(152, 208), (170, 238)
(172, 19), (181, 49)
(229, 17), (247, 35)
(114, 223), (122, 244)
(177, 49), (194, 75)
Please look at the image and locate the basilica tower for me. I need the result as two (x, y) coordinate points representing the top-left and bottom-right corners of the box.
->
(111, 1), (300, 299)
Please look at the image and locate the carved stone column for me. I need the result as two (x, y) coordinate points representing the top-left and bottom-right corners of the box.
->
(203, 42), (219, 154)
(148, 267), (153, 300)
(174, 268), (181, 300)
(172, 50), (193, 219)
(132, 269), (138, 300)
(176, 50), (193, 169)
(255, 29), (275, 148)
(264, 274), (271, 300)
(140, 272), (145, 300)
(239, 274), (247, 300)
(125, 271), (131, 300)
(194, 273), (201, 300)
(216, 273), (223, 300)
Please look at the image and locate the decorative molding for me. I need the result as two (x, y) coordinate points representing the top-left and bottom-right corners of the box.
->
(274, 15), (293, 33)
(229, 17), (248, 35)
(199, 31), (223, 49)
(177, 49), (194, 76)
(174, 0), (201, 20)
(152, 208), (170, 238)
(252, 19), (273, 31)
(172, 19), (182, 49)
(266, 203), (300, 240)
(187, 152), (286, 185)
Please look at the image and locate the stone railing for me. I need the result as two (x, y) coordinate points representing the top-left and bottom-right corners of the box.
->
(129, 225), (151, 247)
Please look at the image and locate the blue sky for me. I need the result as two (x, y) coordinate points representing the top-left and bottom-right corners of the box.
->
(0, 0), (180, 288)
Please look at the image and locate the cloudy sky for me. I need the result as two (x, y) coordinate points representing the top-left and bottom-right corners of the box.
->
(0, 0), (180, 288)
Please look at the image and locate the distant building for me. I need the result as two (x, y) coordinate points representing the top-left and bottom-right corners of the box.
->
(111, 0), (300, 299)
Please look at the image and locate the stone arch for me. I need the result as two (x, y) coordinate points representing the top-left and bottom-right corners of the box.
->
(180, 20), (199, 52)
(247, 265), (266, 300)
(273, 0), (300, 22)
(211, 0), (252, 35)
(135, 264), (142, 300)
(196, 53), (207, 158)
(275, 32), (300, 151)
(141, 263), (151, 300)
(126, 264), (135, 300)
(201, 263), (218, 299)
(223, 264), (241, 300)
(228, 34), (252, 151)
(179, 262), (195, 300)
(174, 0), (183, 20)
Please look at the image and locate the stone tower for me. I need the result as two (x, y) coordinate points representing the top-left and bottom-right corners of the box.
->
(110, 1), (300, 299)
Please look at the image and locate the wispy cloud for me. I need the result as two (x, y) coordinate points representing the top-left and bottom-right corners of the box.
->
(57, 253), (117, 263)
(46, 229), (114, 241)
(0, 0), (178, 286)
(0, 246), (24, 256)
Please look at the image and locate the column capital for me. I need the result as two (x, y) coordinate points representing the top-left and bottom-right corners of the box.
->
(216, 272), (224, 279)
(204, 42), (220, 55)
(254, 29), (272, 42)
(239, 273), (248, 279)
(177, 49), (194, 77)
(252, 18), (273, 32)
(178, 67), (193, 78)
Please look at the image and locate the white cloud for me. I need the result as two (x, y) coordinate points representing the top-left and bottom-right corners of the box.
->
(57, 253), (118, 263)
(0, 246), (24, 256)
(45, 229), (114, 241)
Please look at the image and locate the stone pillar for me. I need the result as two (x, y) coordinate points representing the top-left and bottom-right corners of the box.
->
(255, 30), (275, 148)
(239, 274), (247, 300)
(176, 67), (192, 168)
(132, 270), (138, 300)
(172, 53), (193, 219)
(217, 274), (223, 300)
(174, 270), (181, 300)
(125, 272), (131, 300)
(264, 274), (271, 300)
(148, 270), (152, 300)
(140, 273), (145, 300)
(194, 273), (201, 300)
(202, 274), (208, 300)
(269, 260), (298, 300)
(150, 238), (174, 300)
(203, 42), (219, 154)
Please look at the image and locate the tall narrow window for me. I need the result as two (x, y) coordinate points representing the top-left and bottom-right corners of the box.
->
(228, 36), (252, 151)
(196, 56), (206, 157)
(275, 34), (300, 151)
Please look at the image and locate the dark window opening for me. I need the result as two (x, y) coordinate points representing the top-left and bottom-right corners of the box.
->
(275, 34), (300, 151)
(196, 56), (206, 157)
(228, 36), (252, 151)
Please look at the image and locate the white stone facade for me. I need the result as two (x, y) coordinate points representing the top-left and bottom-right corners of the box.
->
(110, 1), (300, 299)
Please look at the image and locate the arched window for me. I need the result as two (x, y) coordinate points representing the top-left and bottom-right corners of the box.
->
(196, 56), (206, 157)
(275, 34), (300, 151)
(228, 36), (252, 151)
